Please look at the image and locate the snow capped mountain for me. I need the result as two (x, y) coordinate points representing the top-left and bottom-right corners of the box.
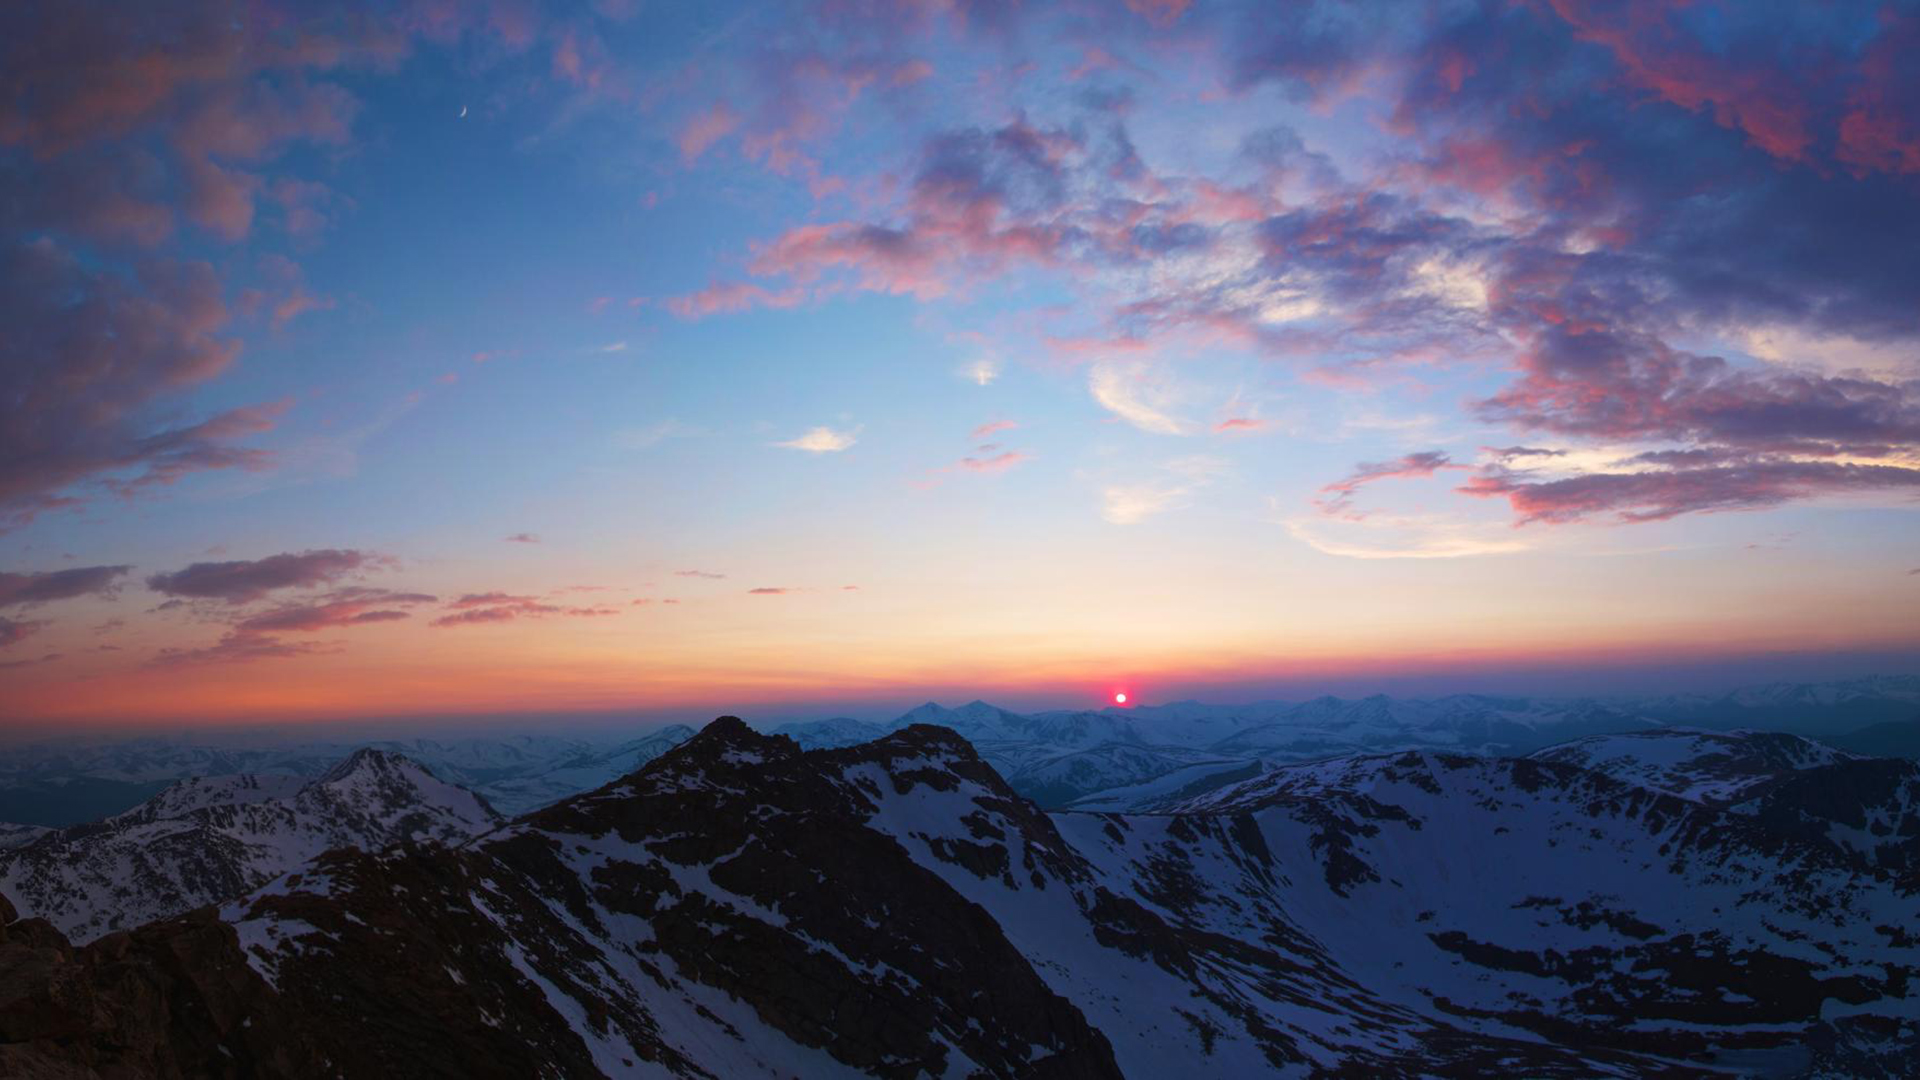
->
(767, 716), (888, 749)
(885, 699), (1038, 743)
(0, 748), (499, 944)
(5, 717), (1916, 1077)
(1002, 743), (1248, 808)
(1530, 728), (1857, 805)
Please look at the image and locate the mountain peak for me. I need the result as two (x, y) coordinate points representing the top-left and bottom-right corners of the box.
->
(313, 746), (423, 787)
(873, 723), (980, 758)
(668, 715), (796, 763)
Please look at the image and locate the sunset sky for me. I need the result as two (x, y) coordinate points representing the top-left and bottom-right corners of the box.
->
(3, 0), (1918, 728)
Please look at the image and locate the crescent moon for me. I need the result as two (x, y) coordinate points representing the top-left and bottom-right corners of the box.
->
(458, 105), (468, 118)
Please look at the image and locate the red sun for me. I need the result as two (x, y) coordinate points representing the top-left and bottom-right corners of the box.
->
(1113, 692), (1128, 705)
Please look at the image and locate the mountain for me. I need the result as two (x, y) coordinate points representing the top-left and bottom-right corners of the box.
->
(3, 719), (1915, 1077)
(1825, 718), (1920, 760)
(1002, 743), (1250, 808)
(767, 716), (888, 749)
(445, 726), (698, 814)
(0, 749), (499, 943)
(0, 726), (696, 824)
(4, 681), (1913, 826)
(1528, 728), (1858, 806)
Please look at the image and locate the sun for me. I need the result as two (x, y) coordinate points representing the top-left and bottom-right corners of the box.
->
(1113, 692), (1128, 705)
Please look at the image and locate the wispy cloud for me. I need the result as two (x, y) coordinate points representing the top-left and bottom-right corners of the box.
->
(1089, 362), (1189, 435)
(1316, 451), (1465, 519)
(613, 419), (700, 450)
(1100, 456), (1226, 524)
(958, 450), (1028, 473)
(504, 532), (540, 544)
(775, 426), (858, 453)
(960, 358), (1000, 386)
(1283, 514), (1533, 560)
(674, 570), (726, 580)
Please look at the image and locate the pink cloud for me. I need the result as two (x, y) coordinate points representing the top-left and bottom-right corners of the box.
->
(666, 281), (805, 320)
(1461, 457), (1920, 525)
(971, 420), (1018, 439)
(678, 101), (741, 162)
(957, 450), (1027, 474)
(1317, 451), (1464, 518)
(235, 589), (434, 633)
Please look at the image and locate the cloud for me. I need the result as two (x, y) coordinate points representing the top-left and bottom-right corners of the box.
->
(678, 101), (741, 162)
(674, 570), (726, 580)
(971, 420), (1018, 439)
(0, 650), (61, 669)
(0, 565), (130, 607)
(1088, 362), (1190, 435)
(1101, 456), (1225, 524)
(747, 587), (794, 595)
(446, 592), (539, 609)
(151, 632), (339, 668)
(1460, 456), (1920, 525)
(1214, 417), (1264, 433)
(960, 358), (1001, 386)
(1282, 515), (1532, 560)
(665, 281), (804, 320)
(1484, 446), (1566, 462)
(659, 2), (1920, 532)
(1316, 451), (1463, 519)
(504, 533), (541, 544)
(145, 549), (378, 603)
(1101, 483), (1187, 524)
(233, 589), (435, 634)
(0, 240), (276, 531)
(430, 596), (620, 627)
(612, 419), (701, 450)
(775, 426), (858, 453)
(0, 616), (45, 650)
(739, 118), (1082, 299)
(957, 450), (1027, 474)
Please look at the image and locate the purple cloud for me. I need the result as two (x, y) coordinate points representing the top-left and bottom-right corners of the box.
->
(145, 550), (380, 603)
(0, 565), (130, 607)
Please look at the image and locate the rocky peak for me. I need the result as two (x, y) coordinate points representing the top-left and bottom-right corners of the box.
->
(313, 746), (421, 787)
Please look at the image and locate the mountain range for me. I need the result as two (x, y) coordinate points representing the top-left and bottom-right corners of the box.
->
(771, 676), (1920, 810)
(3, 710), (1918, 1076)
(0, 727), (697, 826)
(0, 748), (500, 943)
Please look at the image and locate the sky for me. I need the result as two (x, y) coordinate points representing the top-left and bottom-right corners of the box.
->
(2, 0), (1918, 729)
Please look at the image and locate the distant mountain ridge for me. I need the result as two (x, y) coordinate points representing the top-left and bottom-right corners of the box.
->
(0, 726), (697, 825)
(772, 675), (1920, 809)
(0, 676), (1912, 833)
